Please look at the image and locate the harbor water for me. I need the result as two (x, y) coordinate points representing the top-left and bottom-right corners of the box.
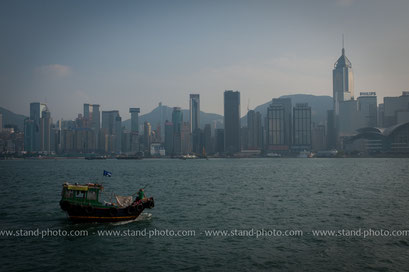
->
(1, 158), (409, 271)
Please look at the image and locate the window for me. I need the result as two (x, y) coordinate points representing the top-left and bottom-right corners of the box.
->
(75, 191), (86, 199)
(64, 190), (73, 198)
(87, 191), (97, 201)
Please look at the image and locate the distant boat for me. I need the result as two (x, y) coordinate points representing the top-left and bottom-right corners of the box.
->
(297, 150), (311, 158)
(179, 154), (198, 160)
(60, 183), (154, 222)
(85, 156), (107, 160)
(116, 155), (142, 160)
(266, 152), (281, 158)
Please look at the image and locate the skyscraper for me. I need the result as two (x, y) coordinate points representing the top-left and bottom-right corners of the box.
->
(382, 92), (409, 127)
(164, 121), (174, 155)
(189, 94), (200, 133)
(172, 107), (183, 155)
(224, 90), (241, 153)
(29, 102), (47, 151)
(357, 92), (377, 127)
(247, 110), (262, 150)
(129, 108), (140, 133)
(266, 98), (292, 152)
(292, 103), (312, 150)
(143, 121), (151, 152)
(40, 108), (52, 153)
(83, 104), (100, 130)
(333, 44), (354, 115)
(101, 110), (121, 153)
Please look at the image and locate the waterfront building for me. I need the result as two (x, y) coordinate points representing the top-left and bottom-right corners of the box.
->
(189, 94), (200, 133)
(333, 44), (354, 115)
(247, 110), (262, 150)
(40, 108), (52, 153)
(224, 90), (241, 153)
(357, 92), (377, 127)
(172, 107), (183, 155)
(29, 102), (47, 151)
(326, 110), (337, 149)
(312, 124), (326, 151)
(129, 108), (140, 133)
(143, 121), (151, 152)
(164, 121), (174, 156)
(266, 98), (292, 152)
(101, 110), (122, 153)
(381, 92), (409, 127)
(344, 121), (409, 154)
(83, 103), (100, 130)
(215, 128), (224, 154)
(192, 128), (203, 154)
(292, 103), (312, 151)
(203, 124), (212, 154)
(181, 122), (191, 154)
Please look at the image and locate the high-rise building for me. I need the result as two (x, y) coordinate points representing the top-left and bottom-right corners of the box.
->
(102, 110), (119, 135)
(192, 128), (203, 154)
(382, 92), (409, 127)
(164, 121), (174, 156)
(312, 124), (326, 151)
(333, 45), (354, 115)
(189, 94), (200, 133)
(338, 99), (360, 136)
(215, 128), (224, 154)
(40, 108), (52, 153)
(129, 108), (140, 133)
(326, 110), (336, 149)
(83, 104), (100, 130)
(266, 98), (292, 152)
(247, 110), (262, 149)
(143, 121), (151, 152)
(101, 110), (122, 153)
(292, 103), (312, 150)
(29, 102), (47, 151)
(357, 92), (377, 127)
(114, 115), (122, 153)
(181, 122), (191, 154)
(24, 119), (34, 152)
(224, 90), (241, 153)
(203, 124), (212, 154)
(172, 107), (183, 155)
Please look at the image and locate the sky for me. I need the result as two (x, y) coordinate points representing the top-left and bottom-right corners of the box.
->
(0, 0), (408, 121)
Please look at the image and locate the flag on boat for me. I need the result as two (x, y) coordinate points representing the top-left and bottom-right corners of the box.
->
(103, 170), (112, 177)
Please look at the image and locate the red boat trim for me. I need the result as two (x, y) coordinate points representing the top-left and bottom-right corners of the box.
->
(69, 215), (138, 219)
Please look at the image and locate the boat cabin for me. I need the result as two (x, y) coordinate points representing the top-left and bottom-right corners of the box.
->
(61, 183), (103, 206)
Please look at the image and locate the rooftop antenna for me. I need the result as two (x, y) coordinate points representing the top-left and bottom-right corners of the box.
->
(342, 34), (345, 55)
(247, 98), (250, 112)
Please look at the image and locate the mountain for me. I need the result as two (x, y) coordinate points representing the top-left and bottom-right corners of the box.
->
(122, 105), (223, 130)
(241, 94), (333, 126)
(0, 107), (28, 131)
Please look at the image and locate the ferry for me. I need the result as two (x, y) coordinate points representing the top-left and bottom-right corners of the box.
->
(59, 183), (154, 222)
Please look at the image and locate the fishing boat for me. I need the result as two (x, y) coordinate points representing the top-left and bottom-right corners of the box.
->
(59, 183), (154, 222)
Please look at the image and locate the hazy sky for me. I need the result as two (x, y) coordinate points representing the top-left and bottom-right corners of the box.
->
(1, 0), (408, 120)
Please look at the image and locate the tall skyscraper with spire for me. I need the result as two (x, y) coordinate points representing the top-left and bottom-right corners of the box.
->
(333, 38), (354, 115)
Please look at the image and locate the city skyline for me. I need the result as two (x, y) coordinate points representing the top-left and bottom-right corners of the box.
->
(1, 0), (408, 121)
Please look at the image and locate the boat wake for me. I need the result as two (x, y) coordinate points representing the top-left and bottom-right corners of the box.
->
(111, 212), (152, 226)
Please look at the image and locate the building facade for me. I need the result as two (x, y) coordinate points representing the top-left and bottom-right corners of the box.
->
(224, 90), (241, 153)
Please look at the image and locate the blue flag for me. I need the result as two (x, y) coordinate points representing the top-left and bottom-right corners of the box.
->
(103, 170), (112, 177)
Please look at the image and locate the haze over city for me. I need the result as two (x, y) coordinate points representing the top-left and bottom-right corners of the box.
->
(1, 0), (408, 121)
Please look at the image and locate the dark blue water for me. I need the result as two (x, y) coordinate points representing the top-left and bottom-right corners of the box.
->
(1, 158), (409, 271)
